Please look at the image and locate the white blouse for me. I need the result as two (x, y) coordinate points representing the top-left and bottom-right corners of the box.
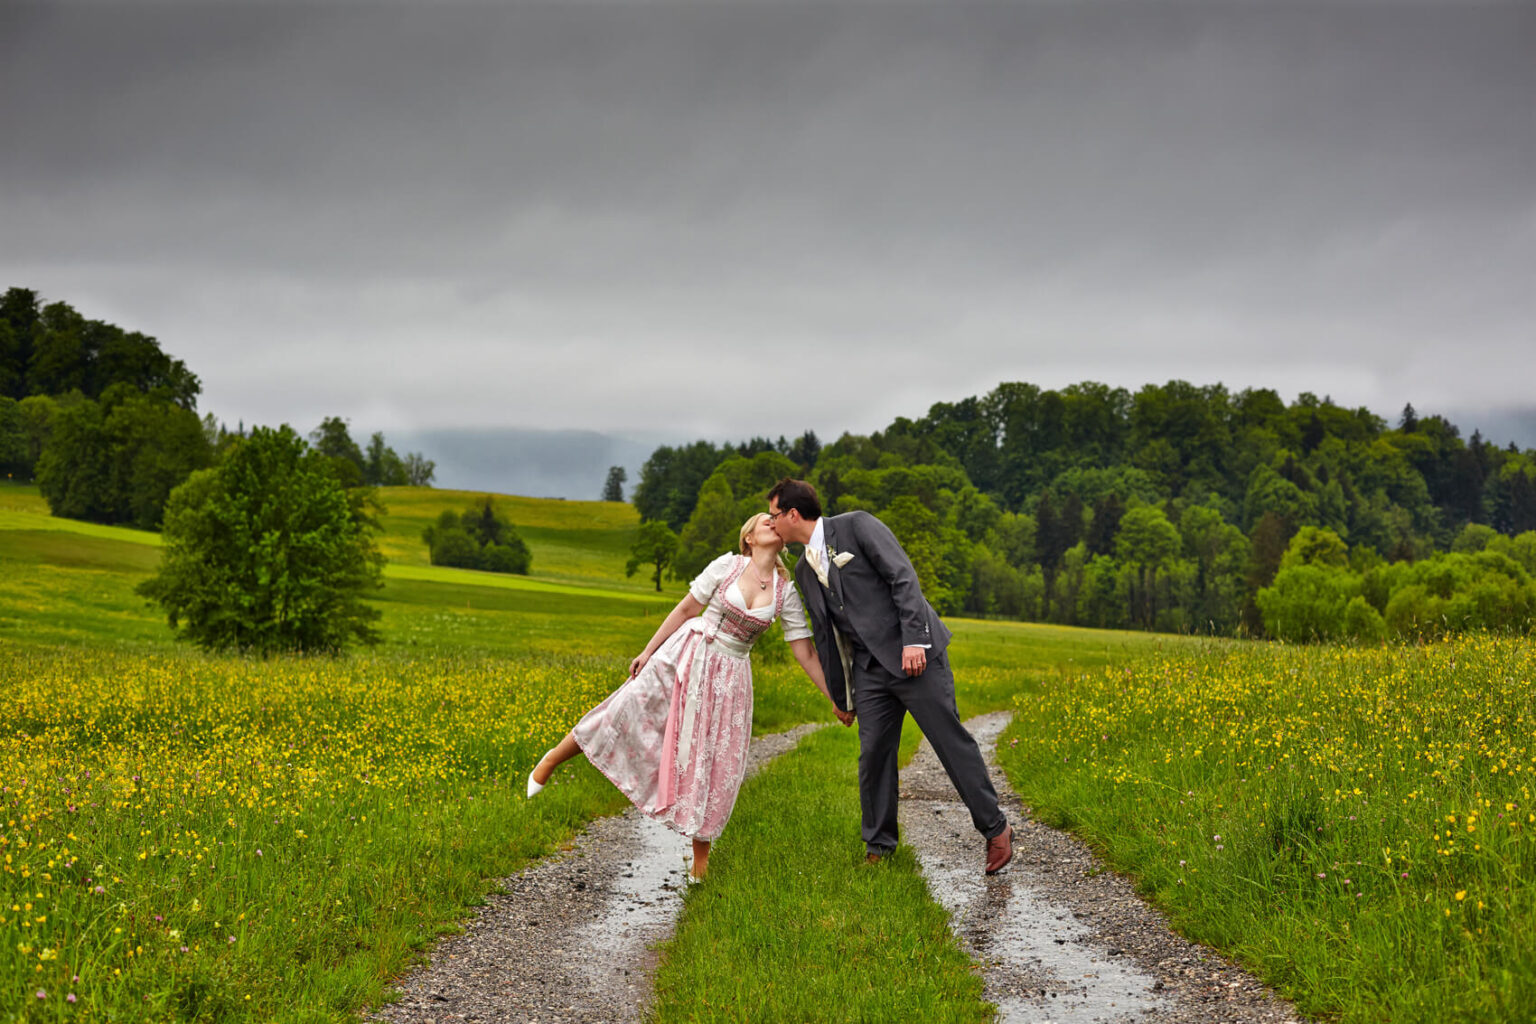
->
(688, 553), (813, 643)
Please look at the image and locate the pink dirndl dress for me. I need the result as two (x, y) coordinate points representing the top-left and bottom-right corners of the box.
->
(572, 553), (807, 840)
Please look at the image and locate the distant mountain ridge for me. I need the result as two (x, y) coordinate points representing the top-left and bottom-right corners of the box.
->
(385, 427), (686, 501)
(388, 407), (1536, 503)
(1444, 408), (1536, 453)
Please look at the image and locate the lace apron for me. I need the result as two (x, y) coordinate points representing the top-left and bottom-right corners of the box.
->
(573, 556), (786, 840)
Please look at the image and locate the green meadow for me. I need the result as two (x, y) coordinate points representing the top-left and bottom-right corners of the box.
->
(3, 479), (1532, 1022)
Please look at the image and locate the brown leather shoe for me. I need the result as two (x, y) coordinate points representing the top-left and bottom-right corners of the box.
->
(866, 853), (884, 864)
(985, 825), (1014, 875)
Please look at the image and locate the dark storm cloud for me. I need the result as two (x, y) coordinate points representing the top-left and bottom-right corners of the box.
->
(3, 2), (1532, 447)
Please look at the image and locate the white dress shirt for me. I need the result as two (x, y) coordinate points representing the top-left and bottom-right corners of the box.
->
(807, 517), (829, 573)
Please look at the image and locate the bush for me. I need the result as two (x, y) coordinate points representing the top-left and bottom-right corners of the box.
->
(1487, 530), (1536, 574)
(1255, 563), (1360, 642)
(1342, 595), (1386, 643)
(1383, 583), (1440, 640)
(421, 497), (531, 575)
(1379, 551), (1536, 639)
(136, 425), (384, 653)
(1277, 525), (1348, 570)
(480, 541), (531, 574)
(425, 519), (481, 569)
(1451, 522), (1500, 553)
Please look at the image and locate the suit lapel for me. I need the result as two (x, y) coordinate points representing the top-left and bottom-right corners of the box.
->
(823, 516), (847, 609)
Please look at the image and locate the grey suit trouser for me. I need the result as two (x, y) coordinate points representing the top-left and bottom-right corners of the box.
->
(853, 646), (1008, 856)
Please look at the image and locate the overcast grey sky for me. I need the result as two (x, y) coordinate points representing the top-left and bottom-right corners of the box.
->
(3, 1), (1533, 450)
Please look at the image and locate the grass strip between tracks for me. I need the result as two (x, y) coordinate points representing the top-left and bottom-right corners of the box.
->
(650, 722), (994, 1024)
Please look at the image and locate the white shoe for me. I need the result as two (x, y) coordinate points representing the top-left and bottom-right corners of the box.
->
(528, 750), (557, 798)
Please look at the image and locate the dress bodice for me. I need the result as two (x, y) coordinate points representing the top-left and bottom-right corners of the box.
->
(687, 552), (813, 657)
(698, 557), (785, 657)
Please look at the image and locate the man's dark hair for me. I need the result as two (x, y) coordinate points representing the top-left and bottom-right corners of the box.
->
(768, 477), (822, 520)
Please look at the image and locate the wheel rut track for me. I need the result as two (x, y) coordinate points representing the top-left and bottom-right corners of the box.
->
(369, 723), (823, 1024)
(902, 712), (1305, 1024)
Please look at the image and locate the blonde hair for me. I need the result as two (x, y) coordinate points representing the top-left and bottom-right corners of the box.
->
(739, 513), (792, 580)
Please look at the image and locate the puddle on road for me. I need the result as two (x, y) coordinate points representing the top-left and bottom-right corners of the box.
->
(579, 813), (691, 971)
(915, 809), (1168, 1024)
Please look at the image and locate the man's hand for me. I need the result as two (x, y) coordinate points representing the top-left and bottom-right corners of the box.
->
(834, 708), (856, 727)
(901, 646), (927, 677)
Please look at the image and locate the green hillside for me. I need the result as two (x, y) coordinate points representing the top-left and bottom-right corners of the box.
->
(373, 485), (647, 585)
(0, 480), (681, 651)
(0, 479), (1165, 670)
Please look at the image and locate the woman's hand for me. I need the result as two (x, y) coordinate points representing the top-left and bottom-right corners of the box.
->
(834, 707), (856, 727)
(629, 652), (650, 678)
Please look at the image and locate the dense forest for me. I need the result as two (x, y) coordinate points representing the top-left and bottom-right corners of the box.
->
(0, 287), (433, 529)
(633, 383), (1536, 640)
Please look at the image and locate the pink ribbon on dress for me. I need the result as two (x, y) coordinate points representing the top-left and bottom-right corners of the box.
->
(654, 625), (703, 812)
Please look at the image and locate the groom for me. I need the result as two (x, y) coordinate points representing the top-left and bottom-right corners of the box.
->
(767, 478), (1013, 874)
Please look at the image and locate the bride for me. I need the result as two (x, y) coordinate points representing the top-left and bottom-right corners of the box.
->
(527, 513), (850, 880)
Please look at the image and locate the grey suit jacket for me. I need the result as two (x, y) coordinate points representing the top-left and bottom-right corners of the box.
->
(794, 510), (953, 712)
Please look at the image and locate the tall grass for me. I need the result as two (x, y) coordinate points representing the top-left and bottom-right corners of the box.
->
(0, 480), (913, 1019)
(996, 635), (1536, 1023)
(0, 647), (638, 1020)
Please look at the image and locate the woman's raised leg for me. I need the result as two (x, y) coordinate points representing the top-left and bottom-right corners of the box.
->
(531, 732), (581, 788)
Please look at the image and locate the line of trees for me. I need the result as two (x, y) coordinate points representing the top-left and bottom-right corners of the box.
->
(1, 287), (200, 406)
(631, 382), (1536, 640)
(7, 285), (441, 654)
(309, 415), (435, 490)
(1, 287), (435, 530)
(1, 287), (213, 528)
(1256, 525), (1536, 643)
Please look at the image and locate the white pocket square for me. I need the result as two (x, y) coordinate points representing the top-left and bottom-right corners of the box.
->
(832, 551), (855, 568)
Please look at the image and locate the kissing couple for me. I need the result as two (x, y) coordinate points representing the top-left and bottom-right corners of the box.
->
(528, 477), (1013, 881)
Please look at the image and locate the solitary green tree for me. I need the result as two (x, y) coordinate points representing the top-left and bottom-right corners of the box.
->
(137, 425), (385, 653)
(603, 465), (627, 502)
(627, 520), (678, 592)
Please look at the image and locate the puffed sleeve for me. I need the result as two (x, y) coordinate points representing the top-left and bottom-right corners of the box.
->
(777, 581), (814, 642)
(688, 552), (738, 604)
